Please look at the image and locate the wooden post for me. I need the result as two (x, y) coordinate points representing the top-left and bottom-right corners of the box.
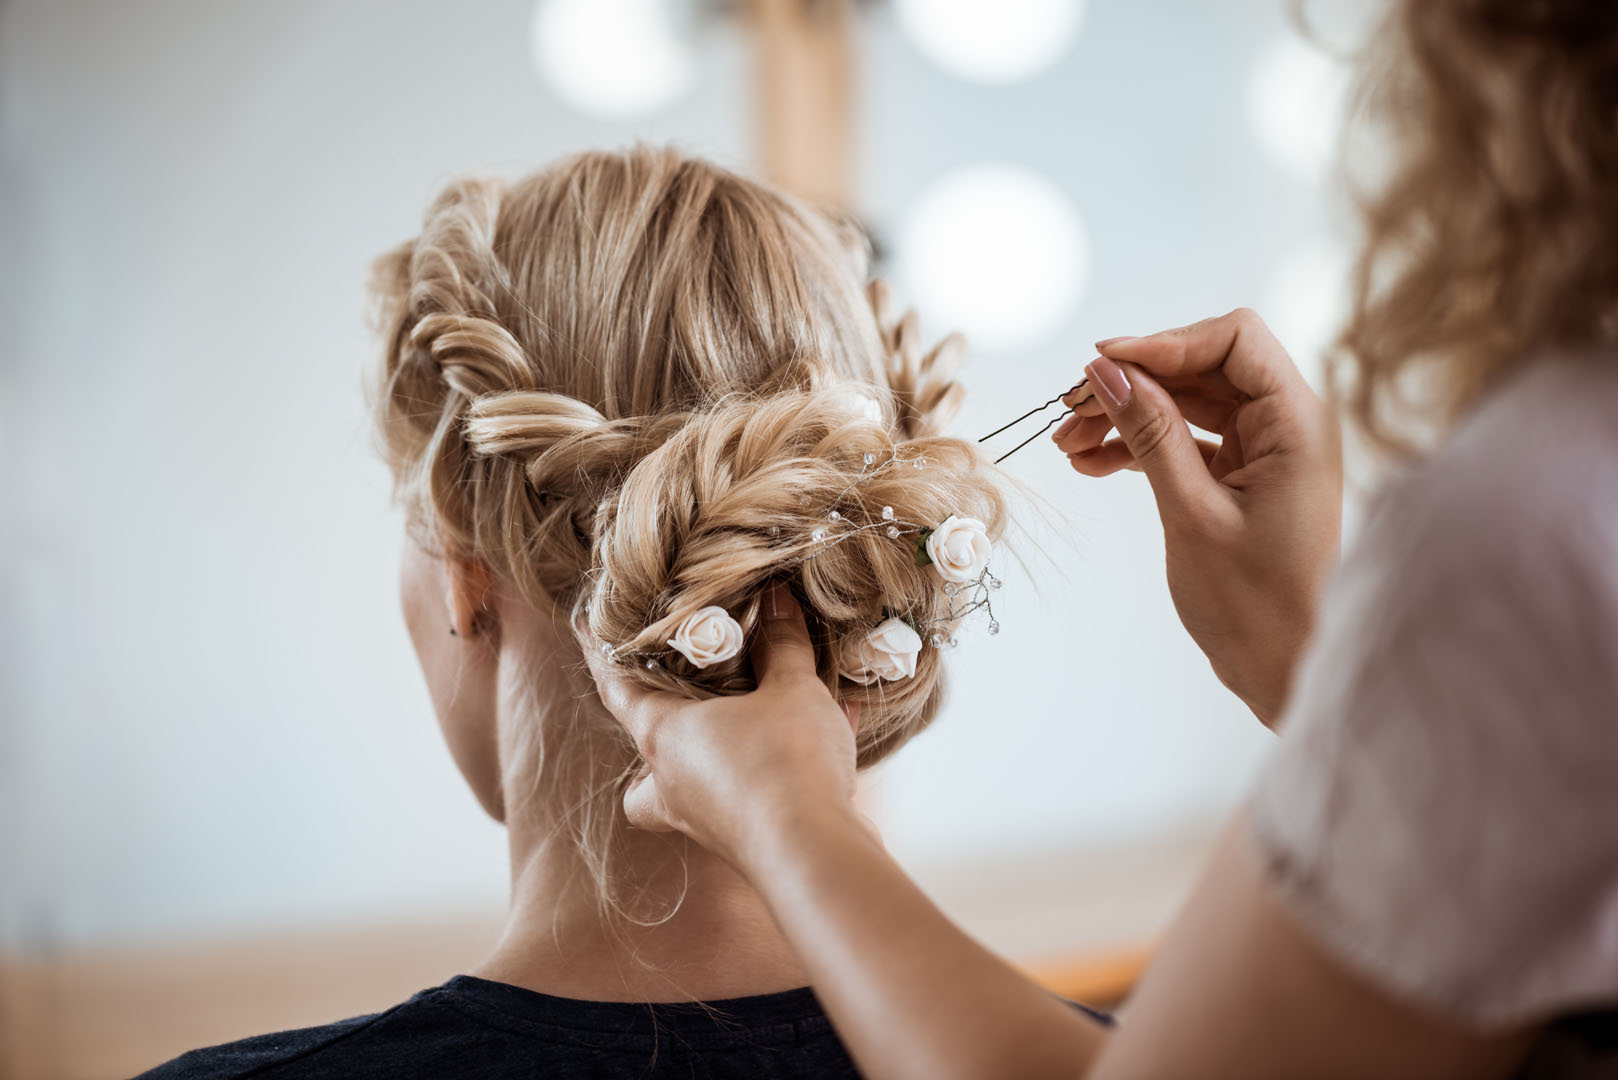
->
(747, 0), (855, 211)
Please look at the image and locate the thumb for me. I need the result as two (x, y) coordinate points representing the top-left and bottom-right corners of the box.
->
(1085, 356), (1221, 515)
(750, 581), (818, 687)
(623, 768), (678, 833)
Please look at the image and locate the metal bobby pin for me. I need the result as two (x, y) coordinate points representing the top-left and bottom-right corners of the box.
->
(978, 379), (1096, 464)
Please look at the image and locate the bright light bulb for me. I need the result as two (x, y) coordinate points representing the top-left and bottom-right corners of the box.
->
(895, 164), (1089, 352)
(1247, 34), (1352, 183)
(530, 0), (694, 119)
(895, 0), (1084, 85)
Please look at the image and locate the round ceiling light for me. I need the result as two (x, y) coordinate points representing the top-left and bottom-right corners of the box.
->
(1247, 35), (1351, 183)
(530, 0), (695, 119)
(895, 164), (1089, 353)
(895, 0), (1085, 85)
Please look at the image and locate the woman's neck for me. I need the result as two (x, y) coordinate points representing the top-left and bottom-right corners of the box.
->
(470, 801), (812, 1003)
(472, 602), (813, 1002)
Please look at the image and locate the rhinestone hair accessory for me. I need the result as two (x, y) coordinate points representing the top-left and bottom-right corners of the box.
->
(592, 446), (1005, 671)
(978, 378), (1096, 464)
(803, 452), (1004, 647)
(804, 448), (933, 553)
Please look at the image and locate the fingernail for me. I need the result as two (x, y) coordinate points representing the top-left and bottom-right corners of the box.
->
(1085, 357), (1133, 410)
(1095, 336), (1139, 352)
(1051, 413), (1081, 442)
(764, 581), (790, 620)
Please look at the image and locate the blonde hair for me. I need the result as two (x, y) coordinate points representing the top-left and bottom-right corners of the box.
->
(1336, 0), (1618, 455)
(369, 146), (1004, 916)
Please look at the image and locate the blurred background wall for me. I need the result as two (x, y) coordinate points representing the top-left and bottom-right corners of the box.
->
(1, 0), (1367, 1073)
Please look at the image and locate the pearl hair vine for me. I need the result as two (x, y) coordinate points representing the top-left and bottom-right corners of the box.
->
(792, 447), (1006, 653)
(593, 446), (1004, 679)
(808, 447), (931, 549)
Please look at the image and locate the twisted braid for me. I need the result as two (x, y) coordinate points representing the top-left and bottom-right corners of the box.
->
(584, 389), (1003, 767)
(464, 391), (685, 495)
(411, 313), (529, 401)
(400, 176), (526, 400)
(868, 279), (968, 439)
(459, 392), (687, 598)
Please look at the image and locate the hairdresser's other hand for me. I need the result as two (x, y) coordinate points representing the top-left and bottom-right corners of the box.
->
(579, 582), (860, 869)
(1053, 308), (1342, 728)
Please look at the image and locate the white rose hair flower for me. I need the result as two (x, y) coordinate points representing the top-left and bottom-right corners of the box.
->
(666, 605), (745, 669)
(823, 383), (886, 425)
(923, 514), (992, 584)
(840, 617), (923, 685)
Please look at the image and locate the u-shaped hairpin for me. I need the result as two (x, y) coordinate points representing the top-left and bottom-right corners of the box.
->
(978, 379), (1097, 465)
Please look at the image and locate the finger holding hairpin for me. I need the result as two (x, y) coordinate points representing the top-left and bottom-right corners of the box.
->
(978, 374), (1108, 464)
(1052, 413), (1117, 456)
(1065, 442), (1139, 477)
(1061, 377), (1107, 417)
(1064, 433), (1224, 478)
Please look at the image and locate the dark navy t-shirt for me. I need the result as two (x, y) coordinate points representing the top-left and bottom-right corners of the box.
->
(135, 976), (858, 1079)
(136, 974), (1113, 1079)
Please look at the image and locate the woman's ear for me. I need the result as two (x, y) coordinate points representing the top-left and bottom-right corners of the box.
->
(444, 556), (497, 640)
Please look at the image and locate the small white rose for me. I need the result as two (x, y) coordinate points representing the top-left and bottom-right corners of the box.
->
(666, 605), (744, 669)
(924, 515), (992, 583)
(840, 617), (923, 685)
(825, 383), (886, 425)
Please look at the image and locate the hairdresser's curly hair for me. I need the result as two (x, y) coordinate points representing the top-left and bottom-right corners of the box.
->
(1336, 0), (1618, 455)
(368, 146), (1004, 916)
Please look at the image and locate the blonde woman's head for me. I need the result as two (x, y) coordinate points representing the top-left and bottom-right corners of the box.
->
(370, 146), (1004, 916)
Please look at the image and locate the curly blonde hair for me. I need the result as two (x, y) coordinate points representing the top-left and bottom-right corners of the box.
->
(369, 146), (1004, 916)
(1336, 1), (1618, 455)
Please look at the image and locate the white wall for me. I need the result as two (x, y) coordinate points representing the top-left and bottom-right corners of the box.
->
(1, 0), (1355, 951)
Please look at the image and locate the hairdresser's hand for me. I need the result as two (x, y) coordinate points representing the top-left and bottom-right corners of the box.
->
(1054, 309), (1342, 728)
(579, 583), (860, 870)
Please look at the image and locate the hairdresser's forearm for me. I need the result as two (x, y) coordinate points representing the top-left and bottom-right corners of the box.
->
(742, 802), (1108, 1080)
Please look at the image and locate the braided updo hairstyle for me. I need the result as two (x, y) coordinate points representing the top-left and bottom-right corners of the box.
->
(371, 146), (1005, 914)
